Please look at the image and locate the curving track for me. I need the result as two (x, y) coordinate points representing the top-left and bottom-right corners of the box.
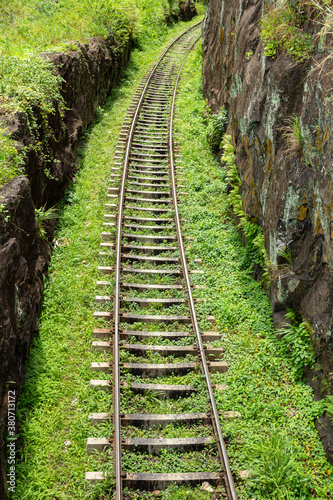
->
(86, 22), (238, 500)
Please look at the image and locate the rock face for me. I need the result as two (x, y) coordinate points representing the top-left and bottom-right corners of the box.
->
(179, 0), (198, 21)
(6, 36), (132, 209)
(0, 176), (50, 499)
(202, 0), (333, 394)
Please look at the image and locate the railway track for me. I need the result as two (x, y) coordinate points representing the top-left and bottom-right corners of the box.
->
(86, 22), (238, 500)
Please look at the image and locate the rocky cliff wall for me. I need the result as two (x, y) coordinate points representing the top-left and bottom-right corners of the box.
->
(6, 36), (132, 209)
(202, 1), (333, 387)
(0, 177), (50, 498)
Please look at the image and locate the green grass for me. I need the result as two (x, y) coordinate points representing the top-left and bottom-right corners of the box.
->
(11, 17), (205, 500)
(0, 0), (185, 57)
(173, 45), (333, 499)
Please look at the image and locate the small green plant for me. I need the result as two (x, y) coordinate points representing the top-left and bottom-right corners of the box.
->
(35, 205), (57, 240)
(324, 395), (333, 424)
(246, 50), (253, 60)
(143, 389), (165, 404)
(222, 135), (269, 279)
(206, 107), (228, 152)
(249, 429), (307, 497)
(0, 130), (24, 187)
(260, 0), (314, 63)
(282, 115), (303, 157)
(277, 309), (316, 378)
(0, 198), (10, 223)
(278, 248), (293, 266)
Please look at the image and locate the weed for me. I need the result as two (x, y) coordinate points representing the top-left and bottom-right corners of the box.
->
(260, 0), (314, 63)
(35, 205), (57, 240)
(278, 248), (293, 266)
(0, 198), (10, 223)
(142, 389), (166, 404)
(0, 129), (24, 187)
(324, 395), (333, 424)
(248, 429), (308, 498)
(282, 115), (303, 158)
(276, 309), (316, 378)
(312, 0), (333, 45)
(206, 106), (228, 152)
(310, 0), (333, 90)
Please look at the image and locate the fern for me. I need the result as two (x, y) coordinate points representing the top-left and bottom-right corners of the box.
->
(206, 107), (228, 152)
(277, 310), (316, 378)
(324, 396), (333, 425)
(222, 135), (269, 278)
(35, 205), (57, 240)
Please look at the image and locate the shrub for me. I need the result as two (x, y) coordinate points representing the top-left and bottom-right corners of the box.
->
(276, 309), (316, 378)
(0, 131), (24, 187)
(260, 0), (314, 63)
(206, 107), (228, 152)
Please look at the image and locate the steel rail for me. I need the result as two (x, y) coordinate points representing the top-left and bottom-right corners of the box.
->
(113, 20), (202, 500)
(168, 35), (239, 500)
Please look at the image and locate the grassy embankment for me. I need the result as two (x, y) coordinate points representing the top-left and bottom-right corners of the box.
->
(0, 0), (189, 187)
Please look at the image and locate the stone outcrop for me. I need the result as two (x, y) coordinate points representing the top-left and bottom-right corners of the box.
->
(179, 0), (198, 21)
(6, 36), (132, 209)
(202, 0), (333, 439)
(0, 176), (50, 499)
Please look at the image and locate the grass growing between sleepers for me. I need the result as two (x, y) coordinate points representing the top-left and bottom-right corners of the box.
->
(173, 46), (333, 499)
(12, 17), (204, 500)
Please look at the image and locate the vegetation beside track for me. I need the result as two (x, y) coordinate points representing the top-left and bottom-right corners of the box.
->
(174, 47), (333, 499)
